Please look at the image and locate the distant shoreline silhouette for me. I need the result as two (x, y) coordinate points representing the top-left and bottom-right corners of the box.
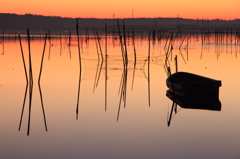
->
(0, 13), (240, 32)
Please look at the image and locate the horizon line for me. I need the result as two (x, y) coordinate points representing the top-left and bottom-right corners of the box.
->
(1, 12), (239, 21)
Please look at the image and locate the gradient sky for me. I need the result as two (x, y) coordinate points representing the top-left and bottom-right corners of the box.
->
(1, 0), (240, 20)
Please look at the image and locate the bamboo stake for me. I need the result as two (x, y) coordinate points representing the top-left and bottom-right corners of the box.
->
(148, 31), (151, 107)
(60, 31), (62, 56)
(131, 27), (137, 90)
(95, 30), (103, 60)
(174, 55), (178, 73)
(93, 27), (103, 89)
(27, 29), (33, 136)
(122, 21), (128, 66)
(2, 30), (4, 54)
(122, 21), (128, 108)
(18, 34), (28, 83)
(76, 18), (82, 120)
(105, 23), (108, 111)
(38, 34), (48, 83)
(27, 29), (33, 87)
(117, 20), (126, 66)
(93, 27), (100, 92)
(179, 33), (187, 50)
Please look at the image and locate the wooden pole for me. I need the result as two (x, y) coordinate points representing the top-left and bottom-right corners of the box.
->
(105, 23), (108, 111)
(27, 29), (33, 136)
(18, 34), (28, 83)
(148, 31), (151, 107)
(38, 34), (48, 83)
(174, 55), (178, 73)
(2, 30), (4, 54)
(76, 18), (82, 120)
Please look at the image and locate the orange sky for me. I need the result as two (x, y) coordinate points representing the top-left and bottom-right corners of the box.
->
(1, 0), (240, 20)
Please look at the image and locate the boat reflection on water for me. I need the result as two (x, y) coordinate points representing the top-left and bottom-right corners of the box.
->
(166, 89), (222, 126)
(165, 72), (222, 127)
(166, 89), (221, 111)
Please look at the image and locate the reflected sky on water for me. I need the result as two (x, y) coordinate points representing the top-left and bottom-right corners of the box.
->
(0, 32), (240, 159)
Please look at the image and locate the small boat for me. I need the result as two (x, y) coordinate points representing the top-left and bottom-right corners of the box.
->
(166, 72), (222, 99)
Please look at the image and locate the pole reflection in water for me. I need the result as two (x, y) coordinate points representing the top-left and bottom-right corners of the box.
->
(18, 73), (48, 136)
(27, 82), (33, 136)
(76, 68), (82, 120)
(18, 83), (28, 131)
(38, 83), (48, 132)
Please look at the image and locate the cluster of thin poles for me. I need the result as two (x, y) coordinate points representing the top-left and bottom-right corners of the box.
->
(5, 23), (239, 133)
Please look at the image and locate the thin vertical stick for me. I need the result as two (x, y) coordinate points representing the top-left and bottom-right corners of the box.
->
(76, 18), (82, 120)
(117, 84), (123, 121)
(27, 85), (33, 136)
(27, 28), (33, 136)
(117, 69), (128, 121)
(131, 27), (137, 90)
(48, 30), (51, 46)
(179, 33), (187, 50)
(76, 18), (81, 62)
(38, 34), (48, 83)
(96, 30), (103, 60)
(60, 30), (62, 46)
(76, 69), (82, 120)
(123, 68), (128, 108)
(132, 27), (137, 61)
(95, 58), (103, 88)
(122, 21), (128, 66)
(2, 30), (4, 54)
(122, 21), (128, 108)
(93, 28), (100, 92)
(117, 20), (126, 66)
(48, 42), (52, 61)
(60, 31), (62, 56)
(18, 33), (29, 133)
(164, 31), (171, 52)
(18, 34), (28, 83)
(18, 82), (28, 131)
(93, 28), (103, 89)
(167, 101), (175, 127)
(27, 29), (33, 86)
(174, 55), (178, 73)
(105, 23), (108, 111)
(68, 30), (71, 46)
(38, 83), (48, 132)
(148, 31), (151, 107)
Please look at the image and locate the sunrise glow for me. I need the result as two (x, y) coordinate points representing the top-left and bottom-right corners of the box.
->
(2, 0), (240, 20)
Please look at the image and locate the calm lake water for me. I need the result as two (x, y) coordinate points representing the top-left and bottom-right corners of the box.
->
(1, 32), (240, 159)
